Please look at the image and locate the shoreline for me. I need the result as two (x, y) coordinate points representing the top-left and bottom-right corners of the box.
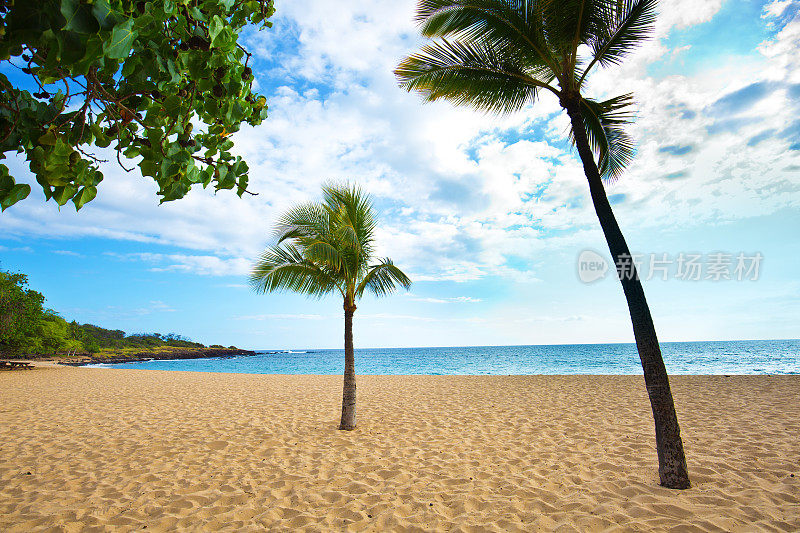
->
(74, 367), (797, 377)
(64, 357), (795, 376)
(1, 368), (797, 531)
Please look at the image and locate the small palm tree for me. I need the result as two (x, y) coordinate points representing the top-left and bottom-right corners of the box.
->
(250, 183), (411, 430)
(395, 0), (690, 488)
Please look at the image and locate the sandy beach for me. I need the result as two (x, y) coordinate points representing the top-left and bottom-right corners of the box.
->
(1, 367), (798, 532)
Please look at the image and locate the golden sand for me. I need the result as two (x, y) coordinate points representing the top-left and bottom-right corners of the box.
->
(1, 367), (798, 531)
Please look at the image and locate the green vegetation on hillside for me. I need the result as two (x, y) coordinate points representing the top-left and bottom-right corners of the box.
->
(1, 268), (202, 358)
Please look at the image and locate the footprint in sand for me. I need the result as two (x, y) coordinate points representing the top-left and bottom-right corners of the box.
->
(208, 441), (228, 451)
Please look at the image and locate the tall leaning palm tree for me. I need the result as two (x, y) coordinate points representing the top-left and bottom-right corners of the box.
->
(395, 0), (690, 488)
(250, 183), (411, 430)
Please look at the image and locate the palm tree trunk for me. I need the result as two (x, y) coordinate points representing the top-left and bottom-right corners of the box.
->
(339, 301), (357, 430)
(563, 98), (690, 489)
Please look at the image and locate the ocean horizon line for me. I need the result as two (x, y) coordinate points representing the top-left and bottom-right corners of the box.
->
(251, 337), (800, 353)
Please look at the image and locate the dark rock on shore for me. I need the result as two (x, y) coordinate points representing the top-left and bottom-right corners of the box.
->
(58, 347), (257, 366)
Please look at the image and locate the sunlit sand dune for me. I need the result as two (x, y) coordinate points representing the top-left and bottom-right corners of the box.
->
(1, 367), (798, 531)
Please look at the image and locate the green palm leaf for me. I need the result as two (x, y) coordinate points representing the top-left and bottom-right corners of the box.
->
(356, 259), (413, 298)
(395, 38), (545, 115)
(416, 0), (560, 76)
(304, 240), (350, 276)
(580, 0), (658, 84)
(275, 203), (330, 244)
(535, 0), (607, 61)
(249, 244), (343, 298)
(323, 183), (377, 260)
(574, 93), (636, 181)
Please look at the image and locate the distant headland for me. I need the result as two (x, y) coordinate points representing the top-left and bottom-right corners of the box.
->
(1, 269), (253, 365)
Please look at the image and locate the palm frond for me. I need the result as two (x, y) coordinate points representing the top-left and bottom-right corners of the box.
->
(579, 0), (657, 83)
(535, 0), (609, 62)
(304, 240), (349, 274)
(571, 93), (636, 181)
(322, 182), (377, 260)
(275, 202), (330, 244)
(249, 243), (343, 298)
(356, 259), (413, 298)
(395, 38), (544, 115)
(416, 0), (561, 77)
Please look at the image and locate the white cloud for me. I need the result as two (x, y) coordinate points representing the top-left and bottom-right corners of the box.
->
(0, 244), (33, 253)
(657, 0), (724, 31)
(360, 312), (487, 323)
(216, 283), (249, 289)
(68, 300), (178, 322)
(147, 300), (176, 313)
(359, 312), (588, 325)
(236, 313), (329, 320)
(763, 0), (793, 18)
(406, 293), (482, 304)
(108, 252), (251, 276)
(758, 8), (800, 83)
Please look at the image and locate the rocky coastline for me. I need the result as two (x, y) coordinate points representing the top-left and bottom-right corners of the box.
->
(57, 347), (257, 366)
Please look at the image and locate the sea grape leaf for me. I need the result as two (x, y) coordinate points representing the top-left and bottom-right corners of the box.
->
(72, 185), (97, 210)
(61, 0), (100, 34)
(104, 19), (137, 59)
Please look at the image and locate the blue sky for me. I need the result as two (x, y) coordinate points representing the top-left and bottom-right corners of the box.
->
(1, 0), (799, 349)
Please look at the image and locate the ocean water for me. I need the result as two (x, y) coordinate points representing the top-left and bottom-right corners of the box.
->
(96, 339), (799, 375)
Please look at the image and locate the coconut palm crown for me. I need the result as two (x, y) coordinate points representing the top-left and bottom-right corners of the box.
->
(395, 0), (691, 489)
(250, 183), (411, 430)
(395, 0), (656, 180)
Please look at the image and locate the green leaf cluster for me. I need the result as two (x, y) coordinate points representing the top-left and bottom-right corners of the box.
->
(0, 270), (45, 351)
(0, 0), (275, 210)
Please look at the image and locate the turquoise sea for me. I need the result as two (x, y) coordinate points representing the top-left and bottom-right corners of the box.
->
(96, 339), (799, 375)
